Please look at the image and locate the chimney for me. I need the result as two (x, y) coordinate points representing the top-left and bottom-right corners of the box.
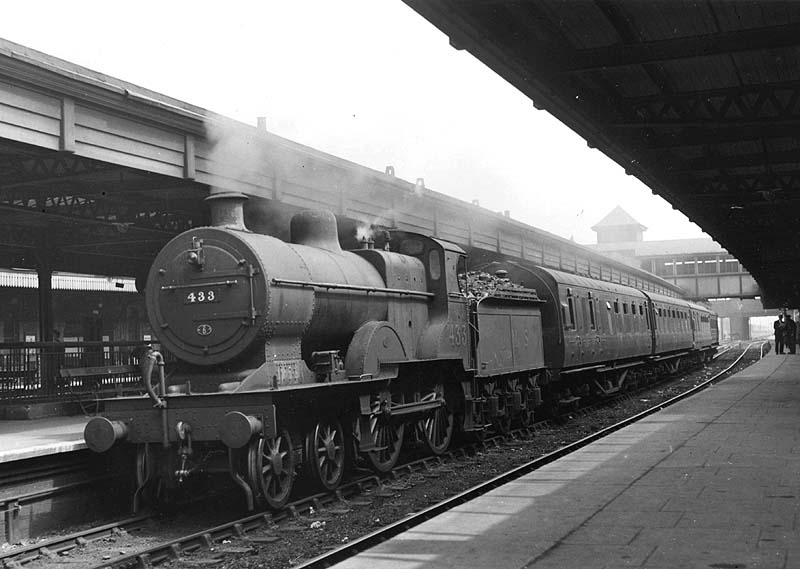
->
(205, 191), (249, 230)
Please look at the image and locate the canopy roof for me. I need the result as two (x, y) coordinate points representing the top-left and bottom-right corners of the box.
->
(403, 0), (800, 307)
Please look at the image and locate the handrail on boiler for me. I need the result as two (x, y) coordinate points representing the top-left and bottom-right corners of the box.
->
(271, 278), (434, 298)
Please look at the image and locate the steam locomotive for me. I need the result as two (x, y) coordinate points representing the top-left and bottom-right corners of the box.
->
(84, 192), (717, 510)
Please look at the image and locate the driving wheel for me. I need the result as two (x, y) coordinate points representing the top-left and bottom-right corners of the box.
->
(305, 419), (346, 490)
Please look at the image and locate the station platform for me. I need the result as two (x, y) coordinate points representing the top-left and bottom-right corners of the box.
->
(333, 353), (800, 569)
(0, 415), (88, 463)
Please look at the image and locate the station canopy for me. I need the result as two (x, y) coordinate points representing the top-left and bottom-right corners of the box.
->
(403, 0), (800, 308)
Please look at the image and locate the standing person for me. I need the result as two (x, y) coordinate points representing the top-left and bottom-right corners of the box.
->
(784, 313), (797, 354)
(774, 313), (785, 354)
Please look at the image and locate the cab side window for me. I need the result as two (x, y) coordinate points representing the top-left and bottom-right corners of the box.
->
(428, 249), (441, 281)
(456, 255), (467, 294)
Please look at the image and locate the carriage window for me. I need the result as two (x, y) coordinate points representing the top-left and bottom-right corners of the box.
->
(645, 307), (651, 329)
(623, 303), (628, 314)
(562, 301), (576, 330)
(588, 298), (596, 329)
(606, 301), (612, 311)
(567, 297), (576, 329)
(639, 304), (644, 316)
(614, 300), (619, 313)
(428, 249), (441, 280)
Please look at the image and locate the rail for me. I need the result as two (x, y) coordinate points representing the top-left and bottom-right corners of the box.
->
(0, 341), (161, 404)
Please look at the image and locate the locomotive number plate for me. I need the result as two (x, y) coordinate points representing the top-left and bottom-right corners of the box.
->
(184, 288), (221, 304)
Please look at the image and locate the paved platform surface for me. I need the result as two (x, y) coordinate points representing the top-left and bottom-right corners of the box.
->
(333, 353), (800, 569)
(0, 415), (88, 463)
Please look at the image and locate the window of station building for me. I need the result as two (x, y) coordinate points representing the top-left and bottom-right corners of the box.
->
(675, 259), (696, 276)
(720, 257), (739, 273)
(655, 260), (674, 276)
(697, 255), (718, 274)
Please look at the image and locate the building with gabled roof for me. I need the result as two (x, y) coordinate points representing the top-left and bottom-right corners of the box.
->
(591, 206), (647, 244)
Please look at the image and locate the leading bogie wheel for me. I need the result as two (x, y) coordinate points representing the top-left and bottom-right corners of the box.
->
(133, 443), (157, 512)
(248, 429), (295, 509)
(305, 419), (346, 491)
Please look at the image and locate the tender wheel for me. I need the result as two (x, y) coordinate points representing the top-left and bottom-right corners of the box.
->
(486, 381), (512, 434)
(305, 419), (346, 491)
(365, 394), (405, 473)
(418, 383), (454, 455)
(510, 378), (533, 427)
(248, 430), (295, 509)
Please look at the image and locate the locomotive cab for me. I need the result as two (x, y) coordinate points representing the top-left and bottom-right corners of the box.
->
(388, 231), (472, 367)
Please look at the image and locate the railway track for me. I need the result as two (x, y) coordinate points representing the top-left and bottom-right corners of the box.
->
(0, 342), (761, 569)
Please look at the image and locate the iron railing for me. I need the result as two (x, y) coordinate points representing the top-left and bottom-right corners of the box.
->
(0, 341), (156, 403)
